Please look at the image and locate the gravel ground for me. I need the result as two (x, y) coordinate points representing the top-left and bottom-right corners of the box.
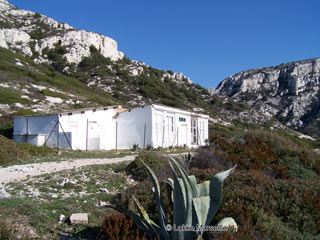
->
(0, 155), (136, 184)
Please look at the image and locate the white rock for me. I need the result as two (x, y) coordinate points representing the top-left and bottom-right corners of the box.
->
(98, 200), (107, 207)
(0, 187), (11, 199)
(99, 188), (109, 193)
(70, 213), (88, 225)
(50, 193), (58, 198)
(45, 96), (63, 104)
(39, 30), (124, 64)
(58, 214), (65, 224)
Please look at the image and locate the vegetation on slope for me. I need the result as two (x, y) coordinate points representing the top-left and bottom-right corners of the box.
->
(113, 126), (320, 240)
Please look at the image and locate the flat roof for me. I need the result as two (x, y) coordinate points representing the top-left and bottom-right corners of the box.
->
(119, 104), (210, 118)
(13, 105), (122, 118)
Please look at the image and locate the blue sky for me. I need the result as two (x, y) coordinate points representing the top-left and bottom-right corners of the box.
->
(9, 0), (320, 88)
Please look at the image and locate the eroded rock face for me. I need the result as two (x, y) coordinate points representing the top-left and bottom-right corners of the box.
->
(38, 30), (124, 63)
(216, 58), (320, 135)
(0, 0), (124, 63)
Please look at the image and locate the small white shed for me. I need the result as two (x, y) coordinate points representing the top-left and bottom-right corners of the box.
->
(116, 104), (209, 149)
(13, 104), (209, 150)
(13, 106), (124, 150)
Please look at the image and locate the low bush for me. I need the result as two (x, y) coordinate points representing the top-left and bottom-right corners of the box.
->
(17, 143), (54, 157)
(99, 213), (151, 240)
(125, 152), (168, 181)
(0, 219), (15, 240)
(190, 147), (233, 171)
(0, 135), (27, 166)
(0, 87), (29, 105)
(41, 89), (66, 99)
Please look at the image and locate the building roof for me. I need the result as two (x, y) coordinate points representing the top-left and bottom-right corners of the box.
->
(119, 104), (210, 118)
(13, 105), (122, 118)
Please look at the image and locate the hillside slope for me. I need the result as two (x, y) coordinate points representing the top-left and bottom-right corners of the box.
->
(0, 0), (282, 131)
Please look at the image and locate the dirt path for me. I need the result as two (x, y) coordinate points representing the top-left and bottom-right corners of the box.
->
(0, 155), (136, 184)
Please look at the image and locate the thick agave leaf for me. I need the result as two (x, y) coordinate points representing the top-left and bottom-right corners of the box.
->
(164, 178), (174, 189)
(188, 175), (198, 196)
(197, 181), (210, 197)
(205, 165), (237, 226)
(169, 161), (186, 227)
(192, 196), (210, 233)
(170, 158), (194, 228)
(141, 161), (171, 240)
(169, 156), (198, 197)
(132, 196), (159, 229)
(163, 178), (174, 203)
(128, 211), (160, 238)
(216, 217), (238, 232)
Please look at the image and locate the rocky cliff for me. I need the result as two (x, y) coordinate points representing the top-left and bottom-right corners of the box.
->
(0, 0), (289, 131)
(0, 0), (123, 63)
(216, 58), (320, 137)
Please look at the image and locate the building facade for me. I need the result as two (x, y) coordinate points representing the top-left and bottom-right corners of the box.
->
(13, 104), (209, 150)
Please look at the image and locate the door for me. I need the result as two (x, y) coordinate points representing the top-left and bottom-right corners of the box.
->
(87, 121), (100, 150)
(191, 117), (198, 145)
(178, 124), (188, 146)
(165, 114), (175, 147)
(154, 112), (163, 147)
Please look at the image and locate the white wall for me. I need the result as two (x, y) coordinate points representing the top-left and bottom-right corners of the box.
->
(59, 108), (116, 150)
(151, 105), (209, 148)
(13, 108), (117, 150)
(13, 115), (59, 147)
(116, 106), (152, 149)
(13, 105), (209, 150)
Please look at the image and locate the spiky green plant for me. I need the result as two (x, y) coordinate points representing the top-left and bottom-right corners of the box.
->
(121, 157), (237, 240)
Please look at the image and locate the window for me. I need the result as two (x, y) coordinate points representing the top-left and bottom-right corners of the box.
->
(191, 118), (197, 144)
(166, 116), (174, 132)
(199, 121), (205, 143)
(179, 117), (186, 122)
(154, 113), (163, 142)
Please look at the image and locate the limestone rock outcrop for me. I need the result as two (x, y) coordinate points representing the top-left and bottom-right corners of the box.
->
(0, 0), (124, 63)
(216, 58), (320, 136)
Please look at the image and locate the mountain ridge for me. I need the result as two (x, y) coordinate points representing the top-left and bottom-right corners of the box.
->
(216, 57), (320, 138)
(0, 0), (308, 137)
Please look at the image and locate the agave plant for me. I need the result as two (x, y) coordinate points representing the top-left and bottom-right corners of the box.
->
(121, 157), (237, 240)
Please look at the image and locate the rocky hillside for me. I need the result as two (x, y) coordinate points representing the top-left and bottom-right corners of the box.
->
(216, 58), (320, 138)
(0, 0), (287, 131)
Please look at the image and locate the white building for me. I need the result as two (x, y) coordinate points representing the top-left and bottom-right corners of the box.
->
(13, 104), (209, 150)
(116, 104), (209, 149)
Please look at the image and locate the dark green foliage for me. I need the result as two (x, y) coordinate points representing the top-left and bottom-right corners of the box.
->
(209, 129), (320, 179)
(43, 44), (68, 72)
(0, 20), (13, 29)
(29, 28), (46, 40)
(0, 135), (27, 166)
(125, 152), (168, 181)
(0, 87), (29, 105)
(34, 12), (41, 19)
(17, 143), (54, 157)
(0, 219), (15, 240)
(0, 135), (54, 166)
(215, 170), (320, 239)
(78, 45), (112, 72)
(0, 121), (13, 139)
(99, 213), (151, 240)
(41, 89), (66, 99)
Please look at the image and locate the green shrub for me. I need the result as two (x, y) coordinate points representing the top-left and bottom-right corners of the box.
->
(41, 89), (66, 99)
(0, 219), (15, 240)
(125, 153), (168, 181)
(0, 135), (27, 166)
(0, 87), (29, 105)
(17, 143), (54, 157)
